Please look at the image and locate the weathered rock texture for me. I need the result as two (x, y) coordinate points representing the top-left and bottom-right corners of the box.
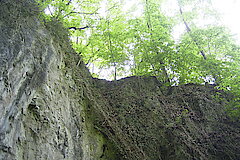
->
(94, 78), (240, 160)
(0, 1), (239, 160)
(0, 1), (116, 160)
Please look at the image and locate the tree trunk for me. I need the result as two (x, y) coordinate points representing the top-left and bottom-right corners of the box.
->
(178, 3), (207, 60)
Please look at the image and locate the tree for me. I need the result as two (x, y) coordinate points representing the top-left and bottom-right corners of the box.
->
(78, 0), (130, 80)
(128, 0), (174, 84)
(37, 0), (240, 119)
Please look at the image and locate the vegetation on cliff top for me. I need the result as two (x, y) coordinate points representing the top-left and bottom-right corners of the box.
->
(36, 0), (240, 119)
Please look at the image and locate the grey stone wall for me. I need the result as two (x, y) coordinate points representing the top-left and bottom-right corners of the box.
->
(0, 2), (108, 159)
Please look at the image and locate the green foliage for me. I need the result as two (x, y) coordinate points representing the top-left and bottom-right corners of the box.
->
(127, 0), (175, 83)
(37, 0), (240, 119)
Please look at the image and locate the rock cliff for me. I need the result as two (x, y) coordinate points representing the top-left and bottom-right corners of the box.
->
(0, 1), (239, 160)
(94, 78), (240, 159)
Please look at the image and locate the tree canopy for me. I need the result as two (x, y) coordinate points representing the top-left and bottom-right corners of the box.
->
(37, 0), (240, 119)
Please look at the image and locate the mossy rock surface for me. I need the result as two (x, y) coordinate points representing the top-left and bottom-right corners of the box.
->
(93, 77), (240, 160)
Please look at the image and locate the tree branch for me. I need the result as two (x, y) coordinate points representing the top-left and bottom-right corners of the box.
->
(179, 5), (207, 60)
(68, 26), (90, 30)
(67, 11), (99, 15)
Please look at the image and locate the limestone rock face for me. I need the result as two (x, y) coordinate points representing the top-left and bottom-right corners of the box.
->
(0, 1), (109, 160)
(0, 1), (239, 160)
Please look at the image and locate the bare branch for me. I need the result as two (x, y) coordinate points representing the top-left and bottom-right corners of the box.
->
(68, 26), (90, 30)
(178, 4), (207, 60)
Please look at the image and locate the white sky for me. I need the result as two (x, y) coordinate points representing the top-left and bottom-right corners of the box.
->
(161, 0), (240, 43)
(212, 0), (240, 43)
